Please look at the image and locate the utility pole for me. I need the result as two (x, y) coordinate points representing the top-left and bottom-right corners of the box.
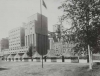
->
(40, 0), (43, 68)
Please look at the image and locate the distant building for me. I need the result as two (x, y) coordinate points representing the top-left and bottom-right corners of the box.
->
(1, 13), (48, 61)
(1, 27), (27, 58)
(0, 38), (9, 51)
(24, 13), (48, 55)
(46, 41), (75, 57)
(9, 27), (25, 51)
(0, 38), (9, 56)
(47, 24), (74, 57)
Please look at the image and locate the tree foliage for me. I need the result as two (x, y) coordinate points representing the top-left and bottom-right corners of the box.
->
(58, 0), (100, 54)
(27, 45), (33, 57)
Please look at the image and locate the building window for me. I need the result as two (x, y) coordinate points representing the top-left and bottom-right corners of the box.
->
(26, 36), (27, 46)
(28, 35), (30, 46)
(33, 34), (34, 44)
(30, 34), (32, 44)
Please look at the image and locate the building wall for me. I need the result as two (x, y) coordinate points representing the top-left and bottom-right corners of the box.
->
(3, 46), (28, 55)
(48, 36), (75, 56)
(24, 13), (48, 55)
(2, 13), (48, 57)
(9, 27), (25, 50)
(35, 13), (48, 55)
(35, 13), (48, 35)
(0, 38), (9, 51)
(53, 42), (62, 55)
(49, 38), (54, 49)
(36, 34), (48, 55)
(20, 27), (25, 46)
(0, 43), (1, 52)
(24, 19), (36, 47)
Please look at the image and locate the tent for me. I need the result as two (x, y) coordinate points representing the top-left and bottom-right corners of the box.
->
(4, 55), (9, 58)
(14, 54), (21, 59)
(62, 52), (74, 57)
(22, 53), (30, 59)
(46, 49), (61, 58)
(32, 51), (42, 58)
(7, 54), (14, 59)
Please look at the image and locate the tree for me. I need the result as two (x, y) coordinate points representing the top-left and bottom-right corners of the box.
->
(27, 44), (33, 59)
(58, 0), (100, 69)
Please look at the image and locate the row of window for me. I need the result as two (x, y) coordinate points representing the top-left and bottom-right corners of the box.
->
(9, 36), (20, 39)
(53, 45), (74, 48)
(9, 39), (20, 43)
(8, 51), (26, 54)
(9, 34), (20, 37)
(49, 49), (72, 54)
(3, 46), (28, 51)
(9, 47), (28, 51)
(9, 43), (21, 46)
(25, 28), (33, 30)
(10, 29), (20, 33)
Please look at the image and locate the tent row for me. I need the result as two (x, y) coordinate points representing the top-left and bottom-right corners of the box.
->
(4, 51), (42, 61)
(4, 49), (74, 60)
(3, 50), (87, 63)
(45, 49), (74, 58)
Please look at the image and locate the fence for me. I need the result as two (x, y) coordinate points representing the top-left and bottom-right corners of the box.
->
(3, 56), (88, 63)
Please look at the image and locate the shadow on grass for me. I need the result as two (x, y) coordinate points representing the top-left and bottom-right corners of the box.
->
(0, 68), (9, 71)
(27, 72), (43, 76)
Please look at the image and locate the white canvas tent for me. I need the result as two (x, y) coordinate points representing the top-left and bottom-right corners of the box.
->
(46, 49), (61, 58)
(14, 54), (21, 59)
(7, 54), (14, 59)
(32, 51), (42, 58)
(22, 53), (30, 59)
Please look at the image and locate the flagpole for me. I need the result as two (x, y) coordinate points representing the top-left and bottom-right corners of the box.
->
(40, 0), (43, 68)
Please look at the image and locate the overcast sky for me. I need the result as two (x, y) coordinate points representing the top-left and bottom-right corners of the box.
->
(0, 0), (71, 39)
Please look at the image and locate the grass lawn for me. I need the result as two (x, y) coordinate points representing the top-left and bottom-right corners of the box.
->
(0, 61), (99, 76)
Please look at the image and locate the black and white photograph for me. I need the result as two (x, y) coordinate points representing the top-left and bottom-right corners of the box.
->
(0, 0), (100, 76)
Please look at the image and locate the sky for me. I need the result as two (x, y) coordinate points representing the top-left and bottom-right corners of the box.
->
(0, 0), (71, 39)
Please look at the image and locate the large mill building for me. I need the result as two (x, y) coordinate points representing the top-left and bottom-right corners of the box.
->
(2, 13), (49, 61)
